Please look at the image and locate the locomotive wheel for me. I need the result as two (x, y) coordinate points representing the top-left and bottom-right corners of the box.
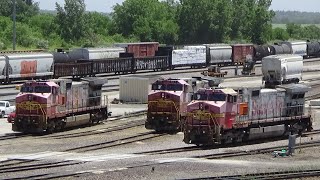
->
(46, 121), (56, 134)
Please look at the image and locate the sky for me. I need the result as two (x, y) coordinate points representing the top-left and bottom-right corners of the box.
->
(37, 0), (320, 13)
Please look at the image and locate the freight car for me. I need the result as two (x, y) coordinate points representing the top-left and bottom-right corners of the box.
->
(183, 84), (312, 146)
(2, 40), (320, 84)
(262, 54), (303, 88)
(0, 53), (54, 84)
(12, 78), (110, 133)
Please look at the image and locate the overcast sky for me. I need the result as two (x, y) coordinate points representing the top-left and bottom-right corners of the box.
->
(36, 0), (320, 13)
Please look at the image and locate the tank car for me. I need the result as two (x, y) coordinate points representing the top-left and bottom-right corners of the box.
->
(12, 78), (110, 133)
(280, 41), (307, 57)
(68, 47), (126, 61)
(183, 84), (312, 146)
(253, 44), (275, 61)
(146, 79), (194, 132)
(262, 54), (303, 88)
(307, 41), (320, 58)
(272, 43), (291, 55)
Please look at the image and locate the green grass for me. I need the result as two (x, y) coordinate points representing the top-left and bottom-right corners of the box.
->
(272, 24), (320, 29)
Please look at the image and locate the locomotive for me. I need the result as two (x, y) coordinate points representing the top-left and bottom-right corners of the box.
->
(12, 77), (110, 133)
(145, 79), (193, 132)
(183, 84), (312, 146)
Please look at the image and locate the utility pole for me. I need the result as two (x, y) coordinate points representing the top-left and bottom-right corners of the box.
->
(13, 0), (17, 50)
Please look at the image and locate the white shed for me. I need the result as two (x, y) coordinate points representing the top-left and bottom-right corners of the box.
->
(120, 75), (161, 103)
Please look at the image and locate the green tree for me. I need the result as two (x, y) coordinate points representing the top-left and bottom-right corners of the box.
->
(177, 0), (232, 44)
(55, 0), (88, 43)
(286, 23), (302, 38)
(272, 27), (289, 40)
(113, 0), (179, 44)
(0, 0), (39, 22)
(250, 0), (274, 44)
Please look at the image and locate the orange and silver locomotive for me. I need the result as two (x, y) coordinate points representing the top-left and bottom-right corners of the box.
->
(145, 79), (193, 132)
(13, 78), (110, 133)
(183, 84), (312, 146)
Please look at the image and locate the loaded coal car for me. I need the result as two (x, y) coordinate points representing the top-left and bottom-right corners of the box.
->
(183, 84), (312, 146)
(262, 54), (303, 88)
(0, 53), (54, 84)
(12, 77), (110, 134)
(146, 79), (193, 132)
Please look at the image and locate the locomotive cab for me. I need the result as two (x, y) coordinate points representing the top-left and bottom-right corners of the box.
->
(146, 79), (191, 132)
(184, 88), (238, 145)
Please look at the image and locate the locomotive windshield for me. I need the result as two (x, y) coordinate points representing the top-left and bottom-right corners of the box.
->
(21, 86), (51, 93)
(194, 93), (226, 101)
(152, 83), (183, 91)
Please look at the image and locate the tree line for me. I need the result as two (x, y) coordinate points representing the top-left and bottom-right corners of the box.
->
(0, 0), (319, 51)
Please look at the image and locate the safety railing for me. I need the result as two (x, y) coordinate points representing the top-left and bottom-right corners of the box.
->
(148, 100), (180, 120)
(186, 111), (221, 131)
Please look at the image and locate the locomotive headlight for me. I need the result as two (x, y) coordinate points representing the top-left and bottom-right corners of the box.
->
(28, 95), (32, 101)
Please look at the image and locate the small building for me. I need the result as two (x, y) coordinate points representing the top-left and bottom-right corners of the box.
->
(119, 75), (162, 103)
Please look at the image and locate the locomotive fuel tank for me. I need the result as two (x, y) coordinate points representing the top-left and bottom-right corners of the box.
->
(262, 54), (303, 87)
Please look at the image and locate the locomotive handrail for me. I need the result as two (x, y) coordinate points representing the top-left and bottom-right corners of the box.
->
(186, 112), (220, 128)
(148, 100), (180, 120)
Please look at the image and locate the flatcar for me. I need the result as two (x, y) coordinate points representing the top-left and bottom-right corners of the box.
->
(183, 84), (312, 146)
(12, 77), (110, 133)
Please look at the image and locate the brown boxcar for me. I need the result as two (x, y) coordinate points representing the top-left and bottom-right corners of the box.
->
(232, 44), (254, 65)
(114, 42), (159, 58)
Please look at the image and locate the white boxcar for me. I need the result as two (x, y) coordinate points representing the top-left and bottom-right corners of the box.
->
(172, 46), (206, 66)
(206, 44), (232, 64)
(69, 47), (125, 60)
(281, 41), (307, 57)
(262, 54), (303, 85)
(120, 75), (160, 103)
(1, 53), (54, 80)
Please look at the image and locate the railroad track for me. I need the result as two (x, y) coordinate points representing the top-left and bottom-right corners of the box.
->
(193, 169), (320, 180)
(136, 130), (320, 156)
(0, 159), (82, 174)
(0, 133), (28, 141)
(41, 119), (146, 140)
(64, 131), (166, 153)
